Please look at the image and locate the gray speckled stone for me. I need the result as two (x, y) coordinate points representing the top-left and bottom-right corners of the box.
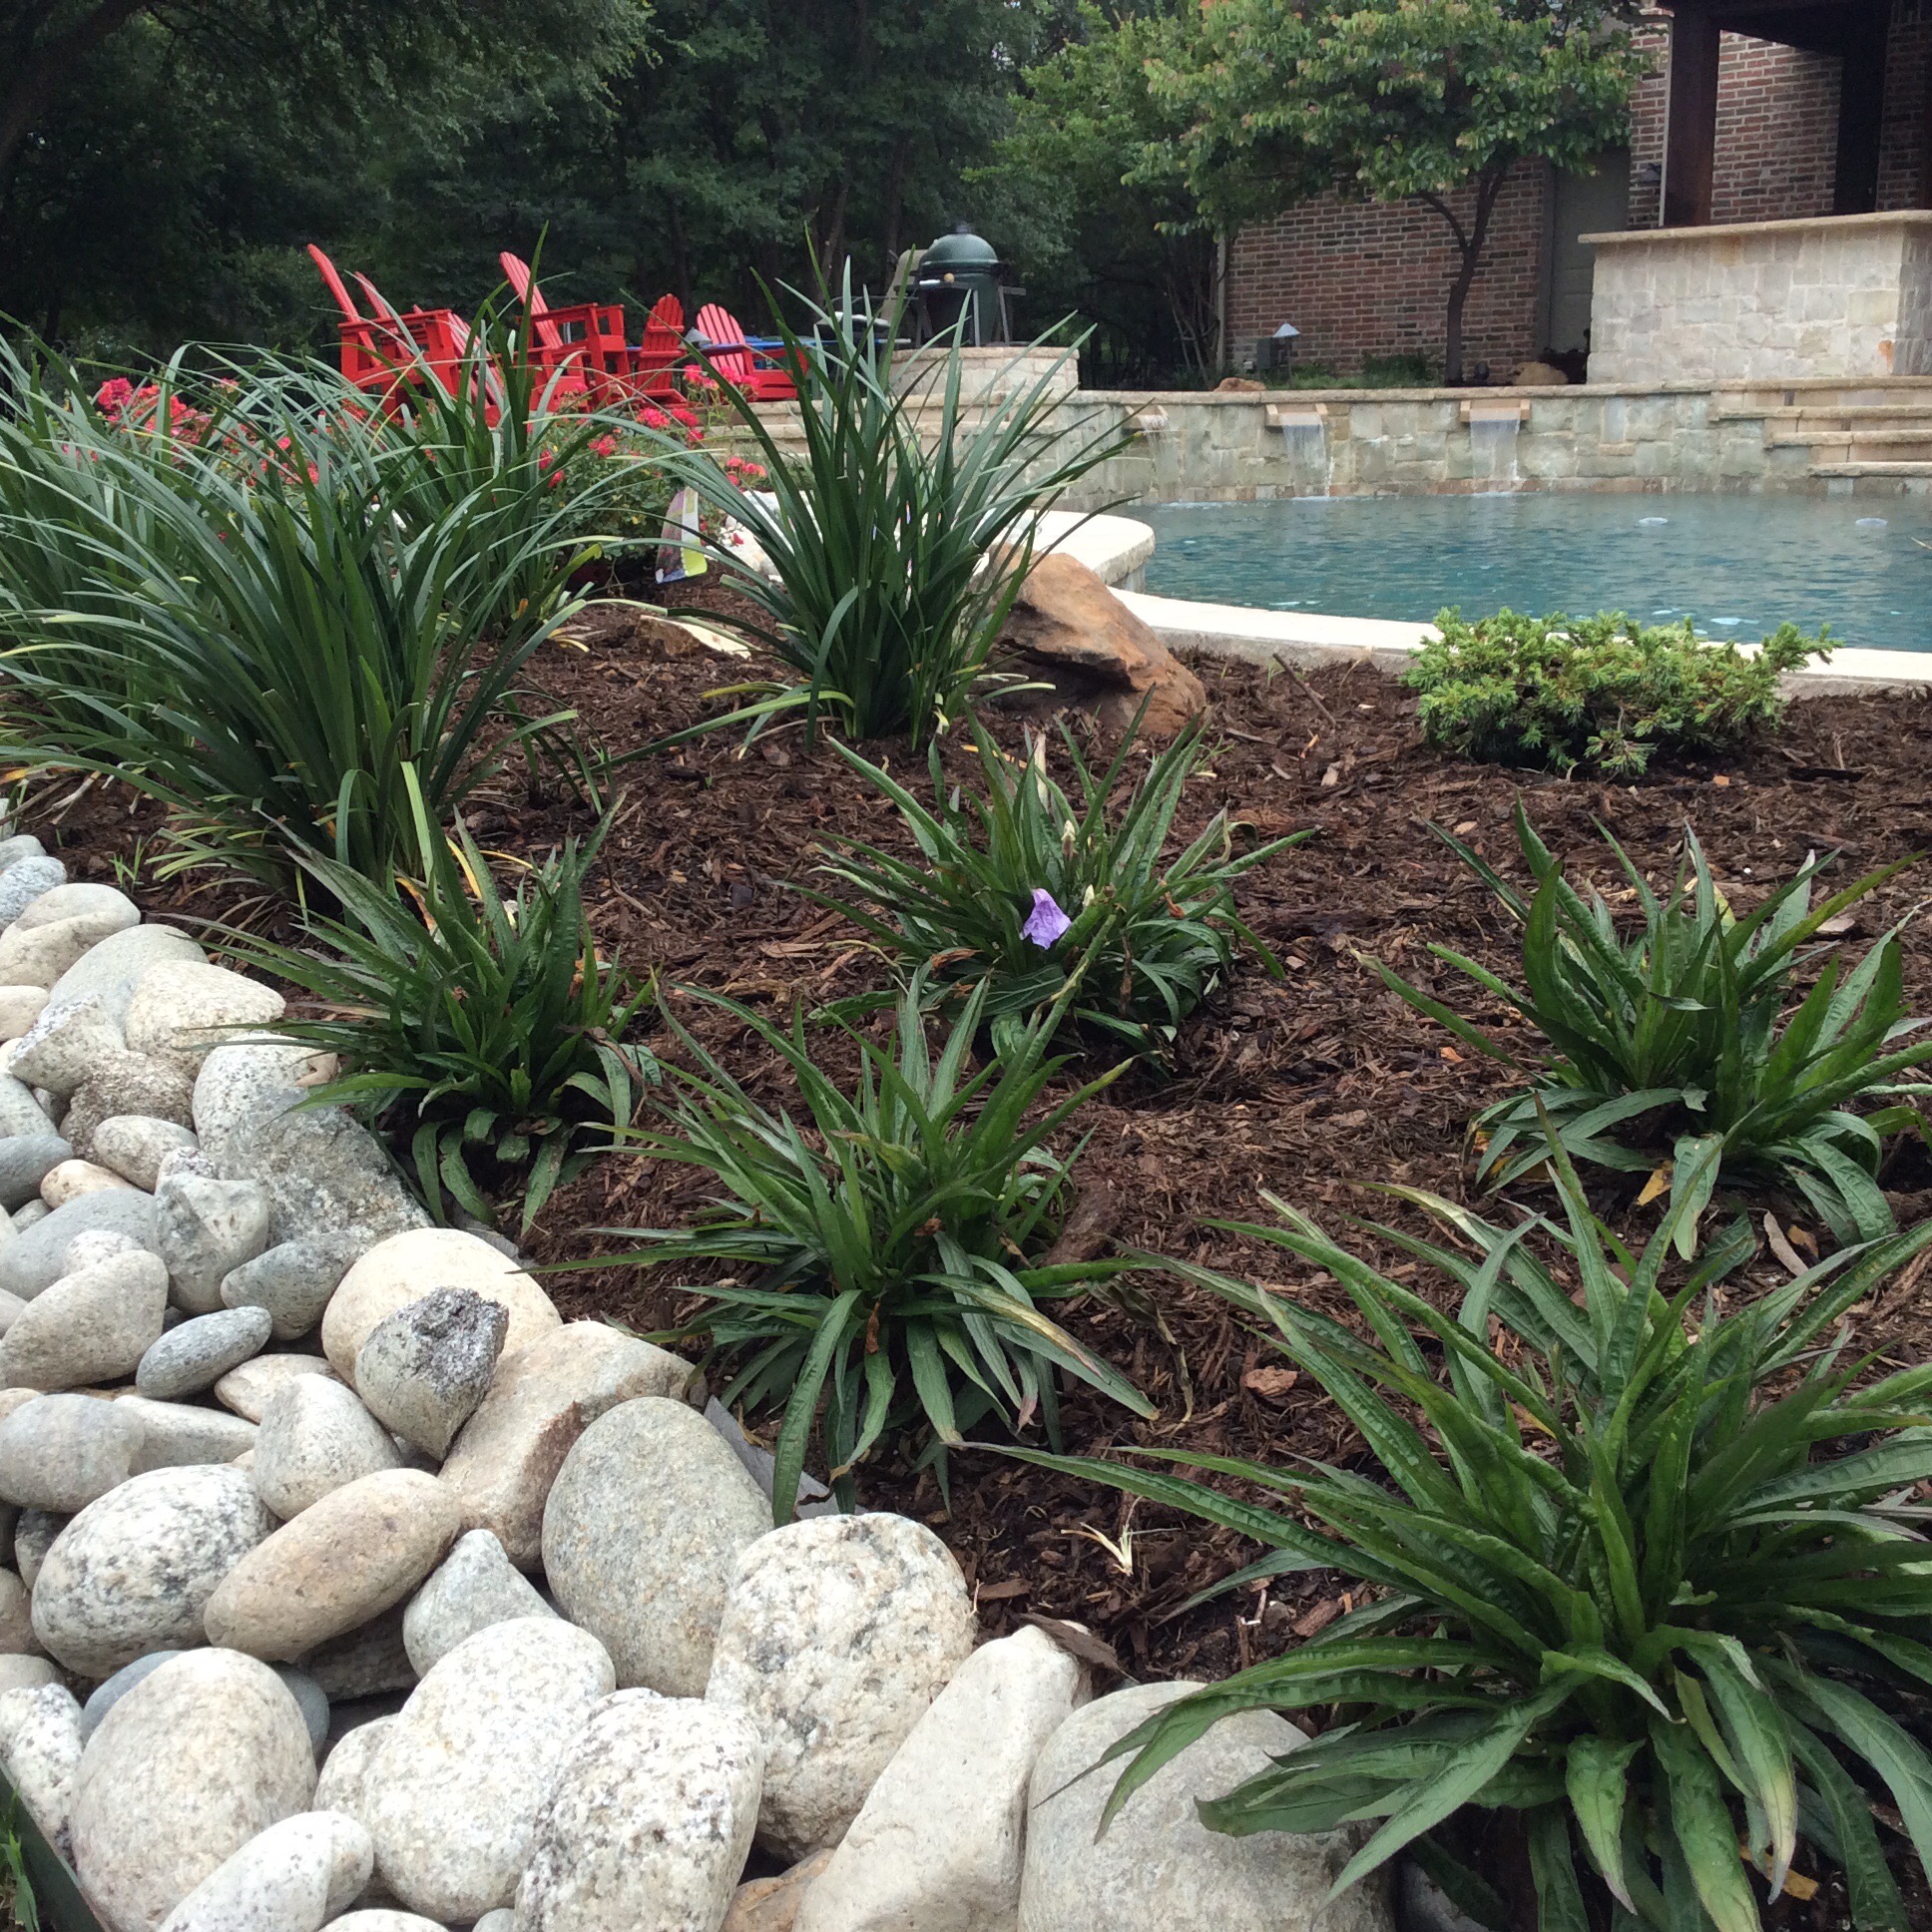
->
(0, 1393), (144, 1511)
(0, 857), (67, 930)
(273, 1667), (329, 1753)
(221, 1234), (363, 1342)
(0, 1190), (158, 1299)
(474, 1913), (514, 1932)
(0, 1248), (168, 1390)
(707, 1513), (977, 1860)
(361, 1618), (615, 1922)
(0, 1565), (31, 1655)
(15, 1508), (63, 1589)
(156, 1172), (273, 1314)
(1018, 1681), (1390, 1932)
(0, 837), (44, 872)
(90, 1117), (199, 1193)
(122, 1396), (257, 1472)
(11, 882), (136, 934)
(543, 1398), (769, 1696)
(0, 1682), (83, 1853)
(81, 1650), (183, 1739)
(313, 1711), (398, 1817)
(0, 1655), (58, 1693)
(299, 1609), (416, 1702)
(138, 1305), (272, 1398)
(10, 997), (125, 1099)
(126, 962), (287, 1068)
(44, 923), (206, 1026)
(0, 904), (140, 991)
(155, 1808), (370, 1932)
(62, 1054), (197, 1164)
(401, 1529), (552, 1677)
(10, 1200), (47, 1232)
(354, 1289), (507, 1461)
(0, 1134), (73, 1209)
(515, 1690), (761, 1932)
(0, 1072), (57, 1143)
(252, 1376), (401, 1521)
(0, 1289), (23, 1337)
(70, 1649), (317, 1932)
(32, 1464), (277, 1677)
(215, 1353), (338, 1423)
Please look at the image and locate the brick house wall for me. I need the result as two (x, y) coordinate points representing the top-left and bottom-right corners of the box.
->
(1226, 0), (1931, 377)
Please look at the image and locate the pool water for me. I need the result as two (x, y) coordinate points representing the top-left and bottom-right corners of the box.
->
(1140, 493), (1932, 654)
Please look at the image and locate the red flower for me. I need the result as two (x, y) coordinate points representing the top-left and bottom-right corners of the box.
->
(94, 377), (135, 417)
(589, 434), (619, 458)
(538, 448), (557, 471)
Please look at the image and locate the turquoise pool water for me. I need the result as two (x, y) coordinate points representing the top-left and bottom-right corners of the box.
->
(1140, 493), (1932, 654)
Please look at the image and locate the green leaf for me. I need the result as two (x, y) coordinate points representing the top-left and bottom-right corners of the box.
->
(1566, 1735), (1641, 1910)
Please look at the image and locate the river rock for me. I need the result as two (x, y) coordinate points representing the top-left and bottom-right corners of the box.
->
(222, 1234), (363, 1341)
(11, 996), (125, 1097)
(44, 923), (206, 1025)
(0, 987), (47, 1044)
(313, 1712), (397, 1816)
(353, 1288), (508, 1460)
(216, 1352), (339, 1422)
(204, 1468), (459, 1660)
(441, 1322), (700, 1568)
(0, 1247), (168, 1389)
(127, 962), (287, 1067)
(0, 1654), (57, 1693)
(544, 1398), (769, 1695)
(41, 1158), (136, 1207)
(82, 1650), (182, 1738)
(155, 1809), (371, 1932)
(361, 1617), (615, 1921)
(0, 857), (66, 930)
(327, 1914), (447, 1932)
(0, 1133), (73, 1209)
(401, 1529), (552, 1676)
(277, 1666), (330, 1751)
(0, 836), (43, 869)
(13, 882), (138, 935)
(0, 1682), (83, 1851)
(137, 1305), (272, 1399)
(0, 1567), (35, 1654)
(0, 1392), (144, 1511)
(302, 1608), (416, 1700)
(323, 1230), (558, 1387)
(796, 1626), (1085, 1932)
(71, 1649), (317, 1932)
(11, 1200), (47, 1231)
(1018, 1681), (1388, 1932)
(157, 1172), (273, 1314)
(0, 1189), (158, 1299)
(0, 1071), (57, 1143)
(33, 1463), (277, 1676)
(724, 1852), (833, 1932)
(0, 1289), (20, 1337)
(123, 1395), (259, 1471)
(61, 1057), (196, 1164)
(194, 1042), (426, 1246)
(708, 1513), (976, 1859)
(0, 905), (139, 990)
(91, 1116), (200, 1193)
(15, 1508), (62, 1588)
(252, 1376), (402, 1520)
(515, 1690), (762, 1932)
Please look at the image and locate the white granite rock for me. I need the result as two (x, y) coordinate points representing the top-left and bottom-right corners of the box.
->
(0, 1247), (168, 1389)
(0, 1392), (145, 1511)
(401, 1529), (553, 1677)
(1017, 1681), (1389, 1932)
(0, 1288), (21, 1337)
(515, 1690), (762, 1932)
(312, 1712), (398, 1818)
(11, 996), (125, 1098)
(82, 1650), (184, 1738)
(0, 1654), (58, 1693)
(361, 1617), (615, 1922)
(543, 1398), (769, 1695)
(326, 1914), (447, 1932)
(41, 1158), (136, 1207)
(0, 858), (66, 931)
(204, 1468), (460, 1661)
(252, 1376), (402, 1521)
(216, 1352), (339, 1423)
(61, 1053), (197, 1162)
(221, 1234), (363, 1342)
(157, 1171), (273, 1314)
(796, 1626), (1086, 1932)
(0, 897), (141, 991)
(354, 1287), (508, 1460)
(0, 1682), (83, 1852)
(71, 1649), (317, 1932)
(92, 1117), (200, 1193)
(123, 1395), (258, 1472)
(441, 1322), (701, 1568)
(707, 1513), (977, 1860)
(156, 1809), (371, 1932)
(0, 1190), (158, 1299)
(43, 923), (206, 1026)
(12, 881), (139, 935)
(32, 1463), (277, 1676)
(138, 1304), (273, 1398)
(127, 962), (287, 1067)
(0, 987), (47, 1044)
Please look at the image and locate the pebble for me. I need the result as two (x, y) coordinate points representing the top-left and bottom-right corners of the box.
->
(0, 1682), (83, 1851)
(0, 1190), (158, 1299)
(0, 1392), (144, 1511)
(440, 1321), (701, 1568)
(544, 1397), (769, 1694)
(1018, 1682), (1388, 1932)
(515, 1690), (763, 1932)
(126, 961), (287, 1066)
(155, 1809), (371, 1932)
(222, 1233), (363, 1341)
(707, 1513), (977, 1860)
(70, 1650), (317, 1932)
(353, 1287), (507, 1459)
(92, 1116), (200, 1192)
(15, 1507), (62, 1587)
(360, 1618), (615, 1922)
(323, 1229), (559, 1386)
(123, 1395), (258, 1472)
(32, 1464), (276, 1676)
(0, 1133), (74, 1209)
(138, 1304), (273, 1398)
(45, 923), (205, 1025)
(0, 1247), (168, 1389)
(157, 1172), (273, 1314)
(0, 856), (67, 929)
(313, 1712), (397, 1817)
(0, 988), (47, 1044)
(41, 1158), (135, 1206)
(401, 1528), (553, 1677)
(204, 1468), (461, 1661)
(252, 1376), (402, 1520)
(796, 1627), (1086, 1932)
(215, 1352), (340, 1422)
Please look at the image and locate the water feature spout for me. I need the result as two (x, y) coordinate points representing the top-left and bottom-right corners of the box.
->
(1460, 398), (1528, 488)
(1264, 401), (1331, 496)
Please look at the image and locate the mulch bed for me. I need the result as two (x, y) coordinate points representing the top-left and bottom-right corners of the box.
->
(35, 601), (1932, 1704)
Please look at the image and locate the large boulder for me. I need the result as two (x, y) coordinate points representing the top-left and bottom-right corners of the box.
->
(156, 1810), (371, 1932)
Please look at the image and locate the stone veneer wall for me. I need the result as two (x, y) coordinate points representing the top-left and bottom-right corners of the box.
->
(1586, 213), (1932, 384)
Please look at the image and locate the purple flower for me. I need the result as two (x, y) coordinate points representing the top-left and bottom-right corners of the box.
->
(1021, 888), (1072, 949)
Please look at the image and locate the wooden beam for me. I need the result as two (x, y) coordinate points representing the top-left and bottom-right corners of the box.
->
(1663, 5), (1720, 226)
(1833, 0), (1889, 213)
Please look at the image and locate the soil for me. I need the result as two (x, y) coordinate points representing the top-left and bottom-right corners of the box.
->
(32, 590), (1932, 1922)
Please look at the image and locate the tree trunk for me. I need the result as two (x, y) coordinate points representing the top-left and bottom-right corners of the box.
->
(1424, 169), (1506, 385)
(0, 0), (147, 192)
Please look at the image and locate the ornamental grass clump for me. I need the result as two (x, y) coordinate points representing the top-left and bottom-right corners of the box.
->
(813, 715), (1305, 1056)
(1372, 806), (1932, 1246)
(607, 973), (1152, 1516)
(1010, 1145), (1932, 1932)
(1404, 609), (1826, 777)
(225, 770), (652, 1231)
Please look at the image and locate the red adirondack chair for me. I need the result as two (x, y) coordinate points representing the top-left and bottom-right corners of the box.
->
(633, 294), (688, 399)
(306, 244), (421, 404)
(497, 252), (621, 400)
(694, 302), (799, 401)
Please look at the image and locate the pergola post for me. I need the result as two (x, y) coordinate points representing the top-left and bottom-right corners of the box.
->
(1832, 0), (1889, 213)
(1663, 2), (1720, 227)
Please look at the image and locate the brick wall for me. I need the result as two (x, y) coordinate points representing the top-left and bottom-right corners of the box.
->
(1879, 3), (1932, 207)
(1706, 36), (1840, 224)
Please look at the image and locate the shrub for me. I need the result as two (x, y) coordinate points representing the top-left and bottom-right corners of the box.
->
(814, 716), (1304, 1056)
(1012, 1147), (1932, 1932)
(637, 270), (1131, 748)
(1372, 807), (1932, 1246)
(224, 770), (652, 1230)
(609, 973), (1152, 1516)
(1404, 609), (1827, 777)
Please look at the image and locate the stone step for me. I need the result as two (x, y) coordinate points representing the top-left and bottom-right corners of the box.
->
(1807, 459), (1932, 477)
(1714, 403), (1932, 426)
(1768, 428), (1932, 450)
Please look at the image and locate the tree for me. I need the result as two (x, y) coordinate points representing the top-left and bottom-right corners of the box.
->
(1150, 0), (1645, 381)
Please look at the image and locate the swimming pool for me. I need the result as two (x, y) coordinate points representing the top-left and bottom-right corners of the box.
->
(1139, 494), (1932, 655)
